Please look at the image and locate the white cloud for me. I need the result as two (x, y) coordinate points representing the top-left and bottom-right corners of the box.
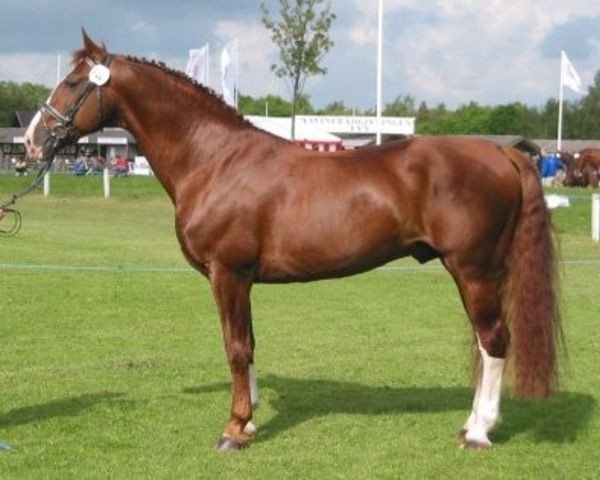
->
(213, 19), (285, 98)
(0, 52), (65, 87)
(129, 20), (158, 38)
(343, 0), (600, 106)
(3, 1), (600, 110)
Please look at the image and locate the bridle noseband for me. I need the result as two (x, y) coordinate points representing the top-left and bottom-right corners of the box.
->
(39, 55), (113, 153)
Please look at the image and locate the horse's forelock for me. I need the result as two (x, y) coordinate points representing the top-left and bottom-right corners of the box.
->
(70, 48), (88, 67)
(71, 40), (108, 67)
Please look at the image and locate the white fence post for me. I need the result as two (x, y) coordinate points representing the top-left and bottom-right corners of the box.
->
(103, 167), (110, 198)
(592, 194), (600, 242)
(43, 172), (50, 196)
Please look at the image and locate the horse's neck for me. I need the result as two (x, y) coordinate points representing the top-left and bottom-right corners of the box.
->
(115, 63), (246, 201)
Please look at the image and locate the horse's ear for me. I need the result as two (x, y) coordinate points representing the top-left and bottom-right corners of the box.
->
(81, 28), (107, 59)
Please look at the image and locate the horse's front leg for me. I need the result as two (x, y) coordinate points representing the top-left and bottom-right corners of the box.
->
(210, 265), (255, 451)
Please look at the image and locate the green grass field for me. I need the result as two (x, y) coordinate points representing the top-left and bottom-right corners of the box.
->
(0, 174), (599, 479)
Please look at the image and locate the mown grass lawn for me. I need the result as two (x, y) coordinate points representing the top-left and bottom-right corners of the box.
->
(0, 174), (599, 478)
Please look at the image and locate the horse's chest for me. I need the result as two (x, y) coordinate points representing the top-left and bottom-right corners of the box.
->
(176, 206), (261, 269)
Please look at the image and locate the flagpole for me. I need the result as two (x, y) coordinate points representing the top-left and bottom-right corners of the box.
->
(206, 43), (210, 87)
(556, 50), (565, 152)
(56, 53), (61, 85)
(45, 53), (62, 197)
(376, 0), (383, 146)
(235, 39), (239, 108)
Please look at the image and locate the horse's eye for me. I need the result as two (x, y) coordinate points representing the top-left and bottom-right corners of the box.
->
(64, 77), (80, 89)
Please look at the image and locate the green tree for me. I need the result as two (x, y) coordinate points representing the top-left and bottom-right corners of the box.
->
(294, 93), (315, 114)
(487, 102), (541, 137)
(383, 95), (417, 117)
(0, 81), (50, 127)
(575, 70), (600, 139)
(238, 94), (274, 116)
(317, 100), (354, 115)
(261, 0), (336, 139)
(537, 98), (559, 139)
(238, 93), (314, 117)
(441, 102), (491, 134)
(415, 101), (450, 134)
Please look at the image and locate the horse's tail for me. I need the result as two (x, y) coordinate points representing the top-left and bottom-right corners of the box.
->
(502, 146), (563, 398)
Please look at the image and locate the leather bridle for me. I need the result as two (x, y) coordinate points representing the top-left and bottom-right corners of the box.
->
(39, 55), (113, 154)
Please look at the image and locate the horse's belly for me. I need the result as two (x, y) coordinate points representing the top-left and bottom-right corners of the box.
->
(256, 227), (411, 283)
(254, 179), (420, 282)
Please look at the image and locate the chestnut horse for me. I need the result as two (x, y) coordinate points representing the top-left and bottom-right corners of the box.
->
(561, 151), (587, 187)
(24, 32), (561, 451)
(575, 149), (600, 188)
(562, 149), (600, 188)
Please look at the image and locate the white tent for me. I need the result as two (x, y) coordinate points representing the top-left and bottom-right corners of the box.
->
(245, 116), (344, 152)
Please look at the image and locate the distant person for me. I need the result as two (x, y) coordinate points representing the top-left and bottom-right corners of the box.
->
(112, 155), (129, 177)
(15, 158), (28, 176)
(90, 155), (105, 175)
(540, 149), (564, 186)
(72, 157), (89, 176)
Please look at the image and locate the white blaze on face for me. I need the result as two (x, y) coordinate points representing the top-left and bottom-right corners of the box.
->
(24, 87), (58, 160)
(24, 111), (42, 160)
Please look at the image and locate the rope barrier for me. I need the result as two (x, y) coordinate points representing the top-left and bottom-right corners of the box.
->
(0, 259), (599, 274)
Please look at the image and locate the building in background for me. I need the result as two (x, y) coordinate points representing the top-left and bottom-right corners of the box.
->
(296, 115), (415, 149)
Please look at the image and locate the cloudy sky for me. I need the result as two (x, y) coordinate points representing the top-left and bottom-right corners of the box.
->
(1, 0), (599, 110)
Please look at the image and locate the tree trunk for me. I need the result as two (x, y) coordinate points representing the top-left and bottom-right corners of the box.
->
(291, 97), (297, 141)
(291, 73), (301, 141)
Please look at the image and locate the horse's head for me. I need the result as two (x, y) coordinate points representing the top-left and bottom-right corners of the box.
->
(558, 151), (575, 167)
(25, 30), (116, 161)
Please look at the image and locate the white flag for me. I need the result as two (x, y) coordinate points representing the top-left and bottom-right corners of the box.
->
(561, 50), (582, 93)
(185, 45), (209, 86)
(220, 40), (238, 107)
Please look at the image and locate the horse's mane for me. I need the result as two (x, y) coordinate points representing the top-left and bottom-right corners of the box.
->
(71, 47), (252, 129)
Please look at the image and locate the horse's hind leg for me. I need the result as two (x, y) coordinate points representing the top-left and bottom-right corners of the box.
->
(244, 312), (259, 437)
(445, 260), (509, 450)
(459, 333), (506, 450)
(209, 265), (255, 451)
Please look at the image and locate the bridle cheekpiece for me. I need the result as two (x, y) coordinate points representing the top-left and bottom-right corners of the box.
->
(39, 55), (113, 153)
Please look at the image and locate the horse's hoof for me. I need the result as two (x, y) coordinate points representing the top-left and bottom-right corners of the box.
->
(459, 438), (492, 451)
(215, 436), (247, 452)
(458, 427), (492, 450)
(243, 421), (258, 437)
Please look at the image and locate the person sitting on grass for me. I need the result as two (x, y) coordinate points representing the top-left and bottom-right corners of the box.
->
(111, 155), (129, 177)
(15, 158), (28, 176)
(540, 149), (565, 186)
(72, 157), (89, 176)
